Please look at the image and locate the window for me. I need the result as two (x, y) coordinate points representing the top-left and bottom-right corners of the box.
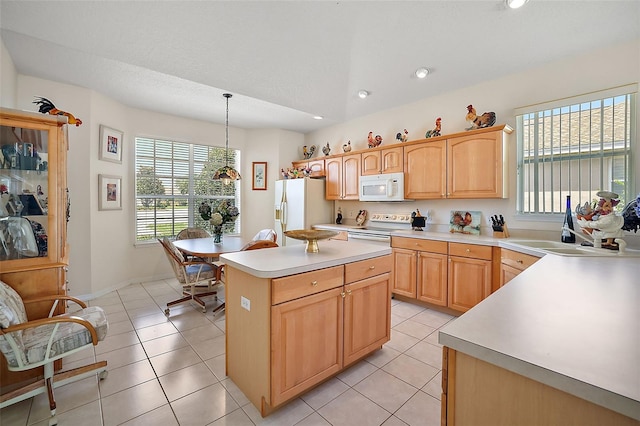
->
(515, 85), (636, 216)
(135, 137), (241, 242)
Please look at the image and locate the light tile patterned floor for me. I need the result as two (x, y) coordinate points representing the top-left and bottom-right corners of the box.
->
(0, 278), (454, 426)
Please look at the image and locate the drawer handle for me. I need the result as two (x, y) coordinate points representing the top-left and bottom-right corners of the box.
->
(517, 260), (524, 264)
(311, 280), (318, 287)
(466, 249), (471, 253)
(369, 265), (375, 270)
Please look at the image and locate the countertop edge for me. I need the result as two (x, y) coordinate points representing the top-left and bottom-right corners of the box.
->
(438, 331), (640, 421)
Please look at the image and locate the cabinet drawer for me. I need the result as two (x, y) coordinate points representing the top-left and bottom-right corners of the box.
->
(344, 255), (392, 284)
(500, 249), (540, 271)
(391, 237), (448, 254)
(449, 243), (492, 261)
(272, 265), (344, 305)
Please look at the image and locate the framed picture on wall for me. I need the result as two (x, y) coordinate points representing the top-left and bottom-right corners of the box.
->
(99, 174), (122, 210)
(99, 125), (123, 163)
(252, 162), (267, 190)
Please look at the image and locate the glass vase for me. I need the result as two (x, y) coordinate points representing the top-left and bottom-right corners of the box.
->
(213, 225), (223, 244)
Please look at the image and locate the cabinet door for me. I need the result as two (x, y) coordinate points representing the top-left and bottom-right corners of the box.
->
(417, 251), (448, 306)
(448, 256), (492, 312)
(500, 263), (521, 287)
(271, 287), (344, 406)
(344, 273), (391, 365)
(381, 147), (403, 174)
(325, 157), (342, 200)
(447, 131), (504, 198)
(308, 159), (325, 177)
(404, 141), (446, 199)
(361, 151), (381, 175)
(342, 154), (360, 200)
(392, 248), (417, 297)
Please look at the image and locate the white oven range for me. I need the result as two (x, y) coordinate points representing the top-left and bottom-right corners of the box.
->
(346, 213), (413, 246)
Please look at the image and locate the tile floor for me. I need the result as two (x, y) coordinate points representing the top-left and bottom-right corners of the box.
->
(0, 278), (455, 426)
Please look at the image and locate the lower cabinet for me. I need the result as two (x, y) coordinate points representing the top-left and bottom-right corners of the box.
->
(499, 249), (541, 287)
(226, 254), (392, 417)
(392, 237), (492, 313)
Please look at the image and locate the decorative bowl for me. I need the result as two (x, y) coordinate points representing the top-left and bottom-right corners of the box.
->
(284, 229), (338, 253)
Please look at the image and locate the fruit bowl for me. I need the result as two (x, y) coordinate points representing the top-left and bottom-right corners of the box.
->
(284, 229), (338, 253)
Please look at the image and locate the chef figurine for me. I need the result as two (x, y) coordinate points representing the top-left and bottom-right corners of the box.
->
(336, 207), (343, 225)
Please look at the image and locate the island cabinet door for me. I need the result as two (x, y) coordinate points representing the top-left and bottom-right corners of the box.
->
(343, 273), (391, 366)
(271, 287), (344, 407)
(392, 248), (417, 297)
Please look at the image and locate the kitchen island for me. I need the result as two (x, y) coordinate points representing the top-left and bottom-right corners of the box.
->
(220, 240), (392, 416)
(439, 254), (640, 425)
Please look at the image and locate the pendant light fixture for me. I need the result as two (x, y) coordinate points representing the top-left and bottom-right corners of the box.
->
(213, 93), (241, 184)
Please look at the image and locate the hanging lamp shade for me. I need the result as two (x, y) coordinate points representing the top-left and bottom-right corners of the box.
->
(213, 93), (241, 184)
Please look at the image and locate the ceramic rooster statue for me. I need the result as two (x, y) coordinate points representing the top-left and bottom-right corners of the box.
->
(302, 145), (316, 159)
(33, 97), (83, 126)
(395, 129), (409, 143)
(322, 142), (331, 156)
(465, 105), (495, 130)
(342, 141), (352, 152)
(425, 118), (442, 138)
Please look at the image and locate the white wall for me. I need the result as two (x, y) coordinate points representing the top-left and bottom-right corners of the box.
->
(0, 35), (17, 108)
(305, 39), (640, 245)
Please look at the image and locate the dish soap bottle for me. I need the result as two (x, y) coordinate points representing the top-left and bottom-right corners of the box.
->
(561, 195), (576, 243)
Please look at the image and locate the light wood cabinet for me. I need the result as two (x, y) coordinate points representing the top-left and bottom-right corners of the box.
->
(226, 254), (392, 417)
(324, 154), (360, 200)
(0, 108), (68, 388)
(361, 146), (403, 175)
(291, 159), (325, 177)
(499, 249), (541, 287)
(447, 243), (492, 312)
(391, 237), (448, 306)
(404, 125), (511, 200)
(392, 237), (492, 313)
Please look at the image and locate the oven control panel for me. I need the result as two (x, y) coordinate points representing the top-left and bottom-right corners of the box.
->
(369, 213), (412, 224)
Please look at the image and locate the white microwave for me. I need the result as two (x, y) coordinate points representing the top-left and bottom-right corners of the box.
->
(359, 172), (406, 202)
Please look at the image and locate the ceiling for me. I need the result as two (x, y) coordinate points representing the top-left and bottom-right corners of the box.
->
(1, 1), (638, 134)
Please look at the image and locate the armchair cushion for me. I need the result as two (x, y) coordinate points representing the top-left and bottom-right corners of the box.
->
(0, 281), (109, 369)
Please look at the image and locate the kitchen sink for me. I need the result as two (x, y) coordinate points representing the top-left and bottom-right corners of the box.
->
(506, 240), (573, 249)
(541, 247), (617, 256)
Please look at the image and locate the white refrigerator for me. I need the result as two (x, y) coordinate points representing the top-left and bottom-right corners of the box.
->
(274, 178), (333, 246)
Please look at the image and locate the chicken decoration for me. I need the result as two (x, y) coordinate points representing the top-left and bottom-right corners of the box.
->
(576, 190), (625, 249)
(322, 142), (331, 156)
(425, 118), (442, 138)
(395, 129), (409, 143)
(33, 97), (83, 126)
(302, 145), (316, 159)
(367, 132), (382, 148)
(342, 141), (352, 152)
(465, 105), (495, 130)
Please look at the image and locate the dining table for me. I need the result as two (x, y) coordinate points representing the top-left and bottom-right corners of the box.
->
(172, 235), (247, 261)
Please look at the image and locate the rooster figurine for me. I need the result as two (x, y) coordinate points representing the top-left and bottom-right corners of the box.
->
(395, 129), (409, 143)
(465, 105), (495, 130)
(322, 142), (331, 156)
(425, 118), (442, 138)
(342, 141), (352, 152)
(33, 97), (83, 126)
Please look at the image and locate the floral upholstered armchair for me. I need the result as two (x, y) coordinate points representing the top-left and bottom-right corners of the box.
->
(0, 280), (108, 425)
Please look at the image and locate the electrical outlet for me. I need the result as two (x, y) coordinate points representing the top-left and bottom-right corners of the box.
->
(349, 210), (355, 218)
(241, 296), (251, 311)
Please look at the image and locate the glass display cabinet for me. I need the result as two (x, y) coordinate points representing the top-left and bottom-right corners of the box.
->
(0, 107), (69, 388)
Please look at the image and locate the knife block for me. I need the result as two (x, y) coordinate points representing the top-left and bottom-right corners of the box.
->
(492, 224), (509, 239)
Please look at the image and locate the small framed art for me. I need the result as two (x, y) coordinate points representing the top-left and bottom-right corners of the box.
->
(252, 162), (267, 190)
(99, 174), (122, 210)
(99, 125), (123, 163)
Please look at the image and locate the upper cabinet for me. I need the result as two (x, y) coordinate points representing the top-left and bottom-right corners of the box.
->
(361, 146), (403, 176)
(325, 154), (360, 200)
(0, 108), (68, 271)
(404, 125), (512, 200)
(291, 159), (325, 177)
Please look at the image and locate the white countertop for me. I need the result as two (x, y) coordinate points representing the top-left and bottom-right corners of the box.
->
(219, 240), (391, 278)
(439, 255), (640, 420)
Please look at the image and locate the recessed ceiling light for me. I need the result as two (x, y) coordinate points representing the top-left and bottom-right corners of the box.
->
(415, 67), (429, 79)
(313, 115), (323, 120)
(358, 90), (369, 99)
(506, 0), (528, 9)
